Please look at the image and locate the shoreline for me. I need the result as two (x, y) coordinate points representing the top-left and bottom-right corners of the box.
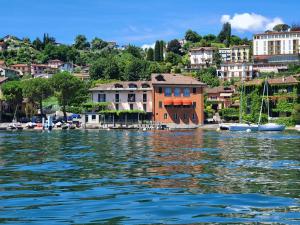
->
(0, 123), (298, 131)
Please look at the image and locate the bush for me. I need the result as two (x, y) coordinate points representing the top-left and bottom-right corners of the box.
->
(274, 117), (296, 127)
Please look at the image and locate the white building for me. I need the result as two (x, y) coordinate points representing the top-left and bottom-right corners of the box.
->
(219, 48), (231, 62)
(89, 81), (153, 113)
(217, 63), (254, 81)
(189, 47), (215, 69)
(219, 45), (250, 63)
(253, 31), (300, 63)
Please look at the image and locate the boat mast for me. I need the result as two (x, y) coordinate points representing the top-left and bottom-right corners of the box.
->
(258, 78), (266, 125)
(266, 76), (270, 121)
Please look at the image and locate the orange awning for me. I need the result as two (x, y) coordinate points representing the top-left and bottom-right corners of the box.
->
(182, 99), (192, 105)
(164, 99), (173, 105)
(173, 99), (183, 106)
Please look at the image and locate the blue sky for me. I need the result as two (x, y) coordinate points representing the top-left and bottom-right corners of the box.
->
(1, 0), (299, 46)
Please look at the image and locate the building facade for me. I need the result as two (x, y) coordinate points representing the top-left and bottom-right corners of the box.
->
(219, 45), (251, 63)
(151, 73), (205, 126)
(205, 86), (235, 110)
(253, 31), (300, 63)
(189, 47), (215, 69)
(217, 62), (254, 81)
(90, 81), (153, 113)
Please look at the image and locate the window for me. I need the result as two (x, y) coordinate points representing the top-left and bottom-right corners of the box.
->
(128, 83), (137, 88)
(173, 88), (180, 96)
(114, 84), (123, 88)
(192, 102), (196, 108)
(192, 87), (197, 94)
(183, 88), (190, 97)
(98, 94), (106, 102)
(130, 104), (133, 110)
(142, 83), (150, 88)
(164, 113), (168, 119)
(115, 104), (119, 110)
(192, 113), (196, 120)
(158, 87), (162, 93)
(143, 104), (147, 111)
(159, 101), (162, 108)
(92, 115), (96, 120)
(174, 113), (178, 120)
(164, 87), (172, 96)
(183, 113), (188, 119)
(115, 93), (119, 102)
(143, 93), (147, 102)
(128, 94), (136, 102)
(85, 115), (89, 123)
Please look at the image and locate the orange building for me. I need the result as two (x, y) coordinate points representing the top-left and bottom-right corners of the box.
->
(151, 73), (206, 127)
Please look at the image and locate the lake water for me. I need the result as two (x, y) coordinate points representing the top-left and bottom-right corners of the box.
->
(0, 129), (299, 224)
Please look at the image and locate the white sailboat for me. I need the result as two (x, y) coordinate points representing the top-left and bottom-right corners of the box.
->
(220, 64), (258, 131)
(258, 78), (285, 132)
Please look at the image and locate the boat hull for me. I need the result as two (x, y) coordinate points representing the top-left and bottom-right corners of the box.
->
(229, 124), (258, 131)
(258, 124), (285, 131)
(220, 123), (258, 131)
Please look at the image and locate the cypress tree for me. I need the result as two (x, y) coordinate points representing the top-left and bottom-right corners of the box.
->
(146, 48), (154, 61)
(160, 40), (164, 61)
(154, 40), (161, 62)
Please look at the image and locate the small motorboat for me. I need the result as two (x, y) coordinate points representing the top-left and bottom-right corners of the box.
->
(258, 123), (285, 132)
(7, 123), (23, 130)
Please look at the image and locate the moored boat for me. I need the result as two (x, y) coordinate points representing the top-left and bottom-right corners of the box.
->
(258, 123), (285, 131)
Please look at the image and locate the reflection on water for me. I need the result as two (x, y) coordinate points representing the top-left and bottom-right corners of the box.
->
(0, 130), (299, 224)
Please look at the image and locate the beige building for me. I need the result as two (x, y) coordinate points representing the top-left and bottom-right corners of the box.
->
(217, 62), (254, 81)
(189, 47), (216, 69)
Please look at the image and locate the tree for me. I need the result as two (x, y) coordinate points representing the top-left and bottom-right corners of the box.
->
(89, 57), (120, 80)
(146, 48), (154, 61)
(213, 52), (222, 68)
(1, 81), (23, 119)
(291, 23), (300, 31)
(164, 52), (181, 66)
(32, 38), (43, 51)
(194, 67), (220, 87)
(43, 33), (56, 47)
(218, 23), (231, 47)
(125, 45), (142, 59)
(160, 40), (164, 61)
(50, 72), (88, 119)
(185, 29), (202, 43)
(167, 39), (181, 55)
(154, 40), (161, 62)
(123, 58), (150, 81)
(203, 34), (217, 42)
(91, 37), (108, 50)
(273, 24), (290, 32)
(22, 78), (53, 115)
(74, 35), (90, 50)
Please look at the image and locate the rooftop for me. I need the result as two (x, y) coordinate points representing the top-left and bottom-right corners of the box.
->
(151, 73), (206, 86)
(90, 81), (152, 91)
(0, 76), (8, 84)
(190, 47), (216, 51)
(254, 30), (300, 36)
(268, 75), (299, 85)
(205, 85), (235, 94)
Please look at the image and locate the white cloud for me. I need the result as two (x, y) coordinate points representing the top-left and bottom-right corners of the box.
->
(221, 13), (284, 32)
(141, 43), (155, 49)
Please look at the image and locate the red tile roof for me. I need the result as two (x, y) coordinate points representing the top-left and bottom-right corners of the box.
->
(90, 81), (152, 91)
(268, 76), (299, 85)
(190, 47), (216, 51)
(151, 73), (206, 86)
(205, 85), (235, 94)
